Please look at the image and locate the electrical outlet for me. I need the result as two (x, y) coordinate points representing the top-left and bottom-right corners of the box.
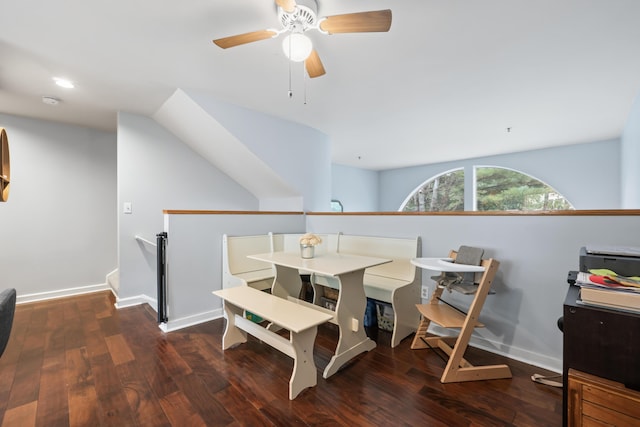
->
(421, 286), (429, 299)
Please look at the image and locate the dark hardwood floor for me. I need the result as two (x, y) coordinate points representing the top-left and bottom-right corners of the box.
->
(0, 291), (562, 426)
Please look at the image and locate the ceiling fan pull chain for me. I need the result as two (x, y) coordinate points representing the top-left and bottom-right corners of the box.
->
(287, 38), (293, 98)
(303, 61), (307, 105)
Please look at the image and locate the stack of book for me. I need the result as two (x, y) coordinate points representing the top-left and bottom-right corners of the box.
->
(577, 270), (640, 313)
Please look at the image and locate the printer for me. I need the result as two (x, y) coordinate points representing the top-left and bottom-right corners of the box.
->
(562, 245), (640, 426)
(579, 245), (640, 276)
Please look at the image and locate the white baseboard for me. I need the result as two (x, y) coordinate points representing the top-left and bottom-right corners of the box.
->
(114, 294), (157, 311)
(113, 295), (222, 333)
(428, 324), (562, 373)
(106, 268), (119, 293)
(482, 341), (562, 374)
(159, 309), (223, 333)
(16, 283), (113, 305)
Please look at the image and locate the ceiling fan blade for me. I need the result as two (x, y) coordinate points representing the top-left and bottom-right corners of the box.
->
(275, 0), (297, 14)
(305, 49), (326, 78)
(319, 9), (392, 34)
(213, 30), (278, 49)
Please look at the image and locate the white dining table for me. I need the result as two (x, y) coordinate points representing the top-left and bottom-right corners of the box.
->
(248, 251), (391, 378)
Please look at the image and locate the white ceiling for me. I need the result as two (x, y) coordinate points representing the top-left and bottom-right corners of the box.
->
(1, 0), (640, 170)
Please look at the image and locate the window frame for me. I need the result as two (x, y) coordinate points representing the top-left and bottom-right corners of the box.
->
(399, 167), (464, 212)
(399, 165), (574, 212)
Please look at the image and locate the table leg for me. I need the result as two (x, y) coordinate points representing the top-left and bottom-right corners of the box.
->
(323, 269), (376, 378)
(271, 265), (303, 300)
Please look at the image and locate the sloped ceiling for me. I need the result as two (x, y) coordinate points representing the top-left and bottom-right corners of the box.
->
(153, 89), (298, 200)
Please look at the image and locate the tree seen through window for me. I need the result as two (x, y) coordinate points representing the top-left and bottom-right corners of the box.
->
(401, 169), (464, 212)
(475, 167), (573, 211)
(400, 166), (573, 212)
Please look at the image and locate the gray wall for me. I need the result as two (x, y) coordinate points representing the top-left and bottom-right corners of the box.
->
(305, 213), (640, 373)
(331, 164), (378, 212)
(331, 139), (623, 212)
(117, 112), (258, 304)
(163, 213), (305, 331)
(378, 139), (621, 211)
(0, 113), (117, 300)
(159, 209), (640, 372)
(622, 93), (640, 208)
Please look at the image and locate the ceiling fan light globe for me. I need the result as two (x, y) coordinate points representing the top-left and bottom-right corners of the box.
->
(282, 33), (312, 62)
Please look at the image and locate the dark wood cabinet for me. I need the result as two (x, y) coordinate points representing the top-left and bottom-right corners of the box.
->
(563, 285), (640, 426)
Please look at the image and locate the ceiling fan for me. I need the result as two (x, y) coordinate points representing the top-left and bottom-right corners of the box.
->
(212, 0), (392, 78)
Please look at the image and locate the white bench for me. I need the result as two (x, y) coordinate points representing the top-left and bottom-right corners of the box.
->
(312, 234), (421, 348)
(271, 232), (340, 255)
(213, 286), (333, 399)
(222, 234), (275, 291)
(223, 232), (339, 290)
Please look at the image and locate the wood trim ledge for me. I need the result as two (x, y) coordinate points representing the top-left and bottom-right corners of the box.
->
(162, 209), (640, 216)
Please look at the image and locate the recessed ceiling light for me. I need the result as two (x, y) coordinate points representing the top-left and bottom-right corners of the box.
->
(53, 77), (74, 89)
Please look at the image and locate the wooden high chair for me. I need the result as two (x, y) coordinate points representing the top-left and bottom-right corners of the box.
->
(410, 250), (512, 383)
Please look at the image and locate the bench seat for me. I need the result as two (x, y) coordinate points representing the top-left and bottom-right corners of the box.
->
(363, 274), (411, 301)
(314, 274), (410, 296)
(222, 234), (275, 290)
(232, 269), (274, 291)
(213, 286), (332, 399)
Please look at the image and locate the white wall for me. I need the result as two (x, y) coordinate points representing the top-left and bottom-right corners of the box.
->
(331, 164), (378, 212)
(153, 89), (304, 211)
(378, 139), (621, 211)
(116, 112), (258, 306)
(305, 213), (640, 373)
(621, 92), (640, 208)
(185, 91), (332, 212)
(0, 113), (117, 301)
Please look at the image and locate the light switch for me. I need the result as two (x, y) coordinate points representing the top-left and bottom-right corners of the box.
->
(123, 202), (132, 214)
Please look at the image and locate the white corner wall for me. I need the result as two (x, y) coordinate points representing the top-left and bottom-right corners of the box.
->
(0, 113), (117, 302)
(152, 89), (302, 210)
(161, 212), (306, 331)
(621, 91), (640, 208)
(116, 112), (258, 306)
(184, 90), (332, 212)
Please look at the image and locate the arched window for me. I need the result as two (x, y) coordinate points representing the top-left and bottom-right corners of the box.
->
(400, 166), (573, 212)
(474, 166), (573, 211)
(400, 168), (464, 212)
